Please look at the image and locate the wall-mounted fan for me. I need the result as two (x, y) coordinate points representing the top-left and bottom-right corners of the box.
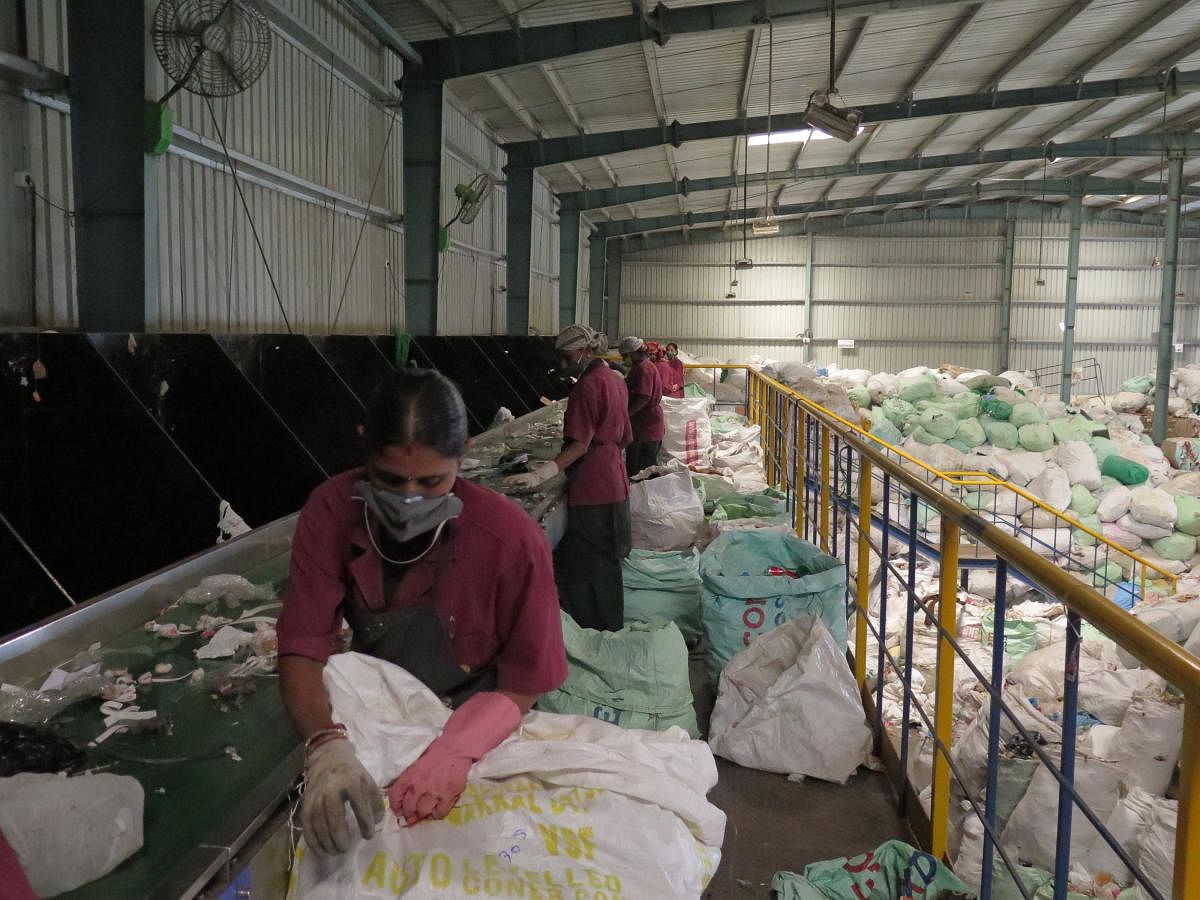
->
(152, 0), (272, 102)
(439, 173), (495, 250)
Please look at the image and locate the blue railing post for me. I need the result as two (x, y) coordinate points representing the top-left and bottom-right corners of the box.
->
(1053, 610), (1083, 900)
(876, 473), (892, 738)
(832, 435), (841, 557)
(980, 560), (1009, 900)
(898, 491), (920, 816)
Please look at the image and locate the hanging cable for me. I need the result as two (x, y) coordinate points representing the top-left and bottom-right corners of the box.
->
(763, 18), (774, 219)
(203, 96), (293, 333)
(331, 105), (400, 330)
(828, 0), (837, 94)
(1035, 155), (1048, 286)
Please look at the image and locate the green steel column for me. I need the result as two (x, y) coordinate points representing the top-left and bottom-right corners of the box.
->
(587, 235), (605, 332)
(1153, 154), (1185, 444)
(1000, 218), (1015, 371)
(67, 0), (145, 331)
(558, 208), (581, 330)
(803, 227), (815, 363)
(402, 80), (443, 335)
(505, 167), (534, 335)
(1060, 185), (1083, 403)
(605, 246), (622, 341)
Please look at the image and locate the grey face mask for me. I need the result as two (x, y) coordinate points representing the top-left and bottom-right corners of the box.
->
(352, 480), (463, 547)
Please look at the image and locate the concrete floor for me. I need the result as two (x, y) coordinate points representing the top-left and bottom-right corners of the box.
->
(692, 653), (912, 899)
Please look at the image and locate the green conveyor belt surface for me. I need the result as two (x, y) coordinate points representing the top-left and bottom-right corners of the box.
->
(51, 556), (301, 900)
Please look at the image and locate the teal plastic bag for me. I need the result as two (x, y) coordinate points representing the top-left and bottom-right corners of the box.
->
(710, 492), (790, 523)
(1121, 375), (1153, 394)
(1101, 455), (1149, 485)
(981, 394), (1014, 420)
(771, 840), (969, 900)
(537, 613), (699, 736)
(869, 407), (903, 445)
(622, 548), (703, 646)
(700, 531), (846, 684)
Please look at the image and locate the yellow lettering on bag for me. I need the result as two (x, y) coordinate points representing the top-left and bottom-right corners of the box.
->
(430, 853), (453, 888)
(362, 852), (387, 889)
(390, 853), (425, 894)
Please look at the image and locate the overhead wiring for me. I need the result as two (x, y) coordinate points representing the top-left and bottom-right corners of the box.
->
(203, 95), (293, 334)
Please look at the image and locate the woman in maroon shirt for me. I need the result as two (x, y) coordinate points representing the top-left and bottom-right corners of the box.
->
(506, 324), (633, 632)
(277, 370), (567, 856)
(664, 342), (686, 399)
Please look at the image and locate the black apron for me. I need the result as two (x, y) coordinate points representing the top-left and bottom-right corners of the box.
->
(343, 525), (497, 709)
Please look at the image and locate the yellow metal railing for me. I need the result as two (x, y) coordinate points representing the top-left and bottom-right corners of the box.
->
(743, 368), (1200, 900)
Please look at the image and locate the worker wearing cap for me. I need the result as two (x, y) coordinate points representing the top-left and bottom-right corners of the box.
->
(277, 369), (567, 856)
(506, 324), (632, 631)
(619, 335), (665, 478)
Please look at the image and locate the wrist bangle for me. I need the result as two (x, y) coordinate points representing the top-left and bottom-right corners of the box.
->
(304, 724), (347, 756)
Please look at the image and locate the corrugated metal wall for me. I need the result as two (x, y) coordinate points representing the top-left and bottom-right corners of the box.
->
(438, 100), (565, 335)
(9, 0), (405, 333)
(621, 220), (1200, 389)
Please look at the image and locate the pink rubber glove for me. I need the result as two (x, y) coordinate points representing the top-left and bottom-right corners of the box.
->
(0, 828), (36, 900)
(387, 692), (522, 826)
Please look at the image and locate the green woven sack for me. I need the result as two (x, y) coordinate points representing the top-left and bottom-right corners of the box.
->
(1088, 436), (1119, 465)
(847, 386), (871, 408)
(1072, 513), (1102, 547)
(1152, 532), (1197, 561)
(870, 407), (903, 445)
(984, 420), (1020, 450)
(1175, 495), (1200, 537)
(710, 492), (790, 522)
(622, 548), (703, 646)
(918, 408), (958, 439)
(771, 840), (969, 900)
(537, 613), (699, 736)
(955, 417), (986, 448)
(881, 398), (915, 428)
(963, 490), (996, 511)
(1121, 375), (1152, 394)
(1018, 423), (1054, 451)
(1011, 402), (1047, 427)
(1070, 484), (1100, 517)
(897, 374), (936, 402)
(699, 531), (846, 684)
(912, 426), (946, 445)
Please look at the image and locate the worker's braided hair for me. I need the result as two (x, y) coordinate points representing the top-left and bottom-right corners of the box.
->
(364, 368), (469, 458)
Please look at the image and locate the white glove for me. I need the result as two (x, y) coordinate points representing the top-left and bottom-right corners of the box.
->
(301, 738), (385, 855)
(503, 460), (559, 491)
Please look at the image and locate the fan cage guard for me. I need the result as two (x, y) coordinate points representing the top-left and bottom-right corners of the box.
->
(152, 0), (272, 98)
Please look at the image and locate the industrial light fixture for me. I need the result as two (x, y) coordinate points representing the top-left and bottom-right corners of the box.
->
(1122, 195), (1147, 204)
(752, 219), (780, 236)
(801, 91), (864, 143)
(735, 257), (755, 270)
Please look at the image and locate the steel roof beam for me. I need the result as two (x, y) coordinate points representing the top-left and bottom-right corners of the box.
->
(338, 0), (424, 65)
(823, 3), (981, 201)
(595, 175), (1187, 237)
(407, 0), (974, 80)
(0, 50), (68, 92)
(411, 0), (463, 37)
(505, 67), (1199, 167)
(556, 132), (1200, 212)
(616, 201), (1191, 253)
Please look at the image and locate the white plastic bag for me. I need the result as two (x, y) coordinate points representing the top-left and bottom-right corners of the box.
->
(1112, 692), (1184, 795)
(1135, 797), (1178, 900)
(1027, 466), (1071, 511)
(1001, 756), (1123, 873)
(1117, 513), (1175, 541)
(1129, 487), (1178, 530)
(1056, 441), (1103, 490)
(1077, 669), (1165, 726)
(995, 451), (1048, 487)
(629, 472), (705, 551)
(708, 616), (871, 784)
(0, 773), (144, 897)
(662, 397), (714, 467)
(289, 654), (726, 900)
(1079, 787), (1159, 885)
(1097, 485), (1133, 523)
(1111, 391), (1149, 413)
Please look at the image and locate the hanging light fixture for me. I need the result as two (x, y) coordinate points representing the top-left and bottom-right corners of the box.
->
(800, 0), (863, 142)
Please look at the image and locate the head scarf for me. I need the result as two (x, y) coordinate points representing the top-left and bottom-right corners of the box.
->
(617, 336), (644, 356)
(644, 341), (663, 360)
(555, 324), (607, 354)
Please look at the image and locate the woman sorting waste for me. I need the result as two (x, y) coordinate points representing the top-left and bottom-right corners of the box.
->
(663, 342), (685, 399)
(505, 324), (633, 632)
(276, 369), (568, 856)
(619, 335), (665, 478)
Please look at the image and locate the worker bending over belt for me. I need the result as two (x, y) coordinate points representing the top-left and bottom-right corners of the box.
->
(276, 369), (568, 855)
(619, 335), (665, 479)
(506, 324), (632, 631)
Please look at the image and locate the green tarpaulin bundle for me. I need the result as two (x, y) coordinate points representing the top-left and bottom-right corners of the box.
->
(771, 840), (970, 900)
(699, 530), (846, 684)
(537, 612), (699, 736)
(710, 492), (790, 523)
(622, 548), (704, 646)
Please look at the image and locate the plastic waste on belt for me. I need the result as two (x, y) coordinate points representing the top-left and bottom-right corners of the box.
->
(770, 840), (970, 900)
(537, 612), (699, 737)
(699, 531), (846, 684)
